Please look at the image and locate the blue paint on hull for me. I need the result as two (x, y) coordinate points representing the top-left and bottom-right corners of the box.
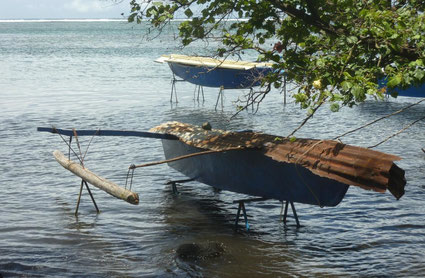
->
(162, 139), (349, 207)
(168, 62), (273, 89)
(393, 83), (425, 97)
(379, 78), (425, 97)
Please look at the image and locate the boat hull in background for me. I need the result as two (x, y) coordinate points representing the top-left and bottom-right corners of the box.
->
(168, 62), (273, 89)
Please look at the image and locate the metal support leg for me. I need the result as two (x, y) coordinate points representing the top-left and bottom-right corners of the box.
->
(165, 178), (194, 195)
(170, 181), (178, 194)
(193, 85), (198, 100)
(233, 198), (267, 231)
(200, 86), (205, 102)
(283, 200), (289, 223)
(283, 75), (287, 105)
(215, 87), (224, 110)
(282, 200), (300, 228)
(84, 180), (100, 213)
(221, 88), (224, 108)
(193, 85), (204, 102)
(290, 201), (300, 227)
(241, 202), (249, 230)
(195, 85), (205, 102)
(171, 74), (178, 103)
(75, 179), (100, 216)
(235, 201), (250, 231)
(235, 203), (241, 225)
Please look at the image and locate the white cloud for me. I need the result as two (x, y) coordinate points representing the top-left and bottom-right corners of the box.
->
(64, 0), (112, 13)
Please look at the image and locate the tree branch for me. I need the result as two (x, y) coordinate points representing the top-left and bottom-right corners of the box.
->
(268, 0), (341, 36)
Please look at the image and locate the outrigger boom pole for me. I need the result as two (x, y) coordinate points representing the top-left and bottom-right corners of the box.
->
(37, 127), (170, 214)
(37, 127), (178, 140)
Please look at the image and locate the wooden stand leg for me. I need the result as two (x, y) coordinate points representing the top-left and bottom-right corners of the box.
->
(75, 179), (100, 216)
(75, 180), (84, 216)
(84, 180), (100, 213)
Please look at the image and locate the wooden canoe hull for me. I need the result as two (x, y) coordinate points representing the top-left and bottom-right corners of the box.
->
(152, 121), (406, 200)
(161, 139), (349, 207)
(168, 62), (273, 89)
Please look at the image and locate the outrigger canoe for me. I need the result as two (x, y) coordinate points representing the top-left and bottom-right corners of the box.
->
(150, 122), (406, 207)
(156, 54), (274, 89)
(38, 122), (406, 221)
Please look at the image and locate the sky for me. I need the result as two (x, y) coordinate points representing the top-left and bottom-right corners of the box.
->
(0, 0), (131, 19)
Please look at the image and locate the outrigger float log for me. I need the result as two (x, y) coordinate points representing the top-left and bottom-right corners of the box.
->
(38, 122), (406, 229)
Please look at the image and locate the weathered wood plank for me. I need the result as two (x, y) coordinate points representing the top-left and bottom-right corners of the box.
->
(53, 150), (139, 205)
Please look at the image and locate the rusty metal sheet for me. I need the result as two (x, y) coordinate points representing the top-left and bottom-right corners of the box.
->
(151, 121), (406, 199)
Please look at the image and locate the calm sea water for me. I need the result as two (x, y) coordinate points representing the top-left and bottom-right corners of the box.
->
(0, 21), (424, 277)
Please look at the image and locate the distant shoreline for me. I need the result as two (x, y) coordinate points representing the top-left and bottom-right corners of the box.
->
(0, 18), (127, 23)
(0, 18), (246, 23)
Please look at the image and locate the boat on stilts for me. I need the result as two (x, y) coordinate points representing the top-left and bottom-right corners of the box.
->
(155, 54), (277, 108)
(37, 121), (406, 228)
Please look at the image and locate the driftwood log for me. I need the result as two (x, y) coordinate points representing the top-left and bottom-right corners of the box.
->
(53, 150), (139, 205)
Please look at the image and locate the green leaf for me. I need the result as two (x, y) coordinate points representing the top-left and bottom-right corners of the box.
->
(343, 72), (352, 78)
(347, 36), (358, 44)
(341, 81), (353, 91)
(367, 88), (376, 95)
(184, 8), (193, 18)
(128, 13), (136, 22)
(387, 74), (402, 88)
(351, 85), (364, 100)
(414, 69), (425, 81)
(330, 103), (340, 112)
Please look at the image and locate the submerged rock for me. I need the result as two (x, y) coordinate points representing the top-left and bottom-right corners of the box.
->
(176, 241), (225, 261)
(202, 122), (212, 130)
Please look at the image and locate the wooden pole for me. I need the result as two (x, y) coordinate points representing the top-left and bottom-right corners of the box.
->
(75, 180), (84, 215)
(130, 147), (243, 169)
(53, 150), (139, 205)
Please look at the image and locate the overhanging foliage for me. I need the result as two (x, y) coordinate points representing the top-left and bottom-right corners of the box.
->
(128, 0), (425, 113)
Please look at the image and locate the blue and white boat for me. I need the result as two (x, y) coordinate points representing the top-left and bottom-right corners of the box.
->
(156, 54), (274, 89)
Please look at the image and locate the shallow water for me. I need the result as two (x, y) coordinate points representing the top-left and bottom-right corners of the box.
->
(0, 21), (424, 277)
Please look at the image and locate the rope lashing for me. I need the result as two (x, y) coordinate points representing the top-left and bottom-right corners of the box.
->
(125, 164), (136, 190)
